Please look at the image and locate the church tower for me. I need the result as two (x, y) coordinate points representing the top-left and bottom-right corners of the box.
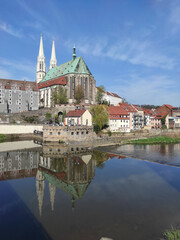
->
(49, 39), (57, 69)
(36, 34), (46, 83)
(49, 183), (56, 211)
(36, 170), (45, 216)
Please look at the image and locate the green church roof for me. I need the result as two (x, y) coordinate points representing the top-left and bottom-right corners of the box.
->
(40, 56), (92, 83)
(43, 171), (90, 200)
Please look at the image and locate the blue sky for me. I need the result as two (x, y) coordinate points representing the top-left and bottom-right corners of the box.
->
(0, 0), (180, 106)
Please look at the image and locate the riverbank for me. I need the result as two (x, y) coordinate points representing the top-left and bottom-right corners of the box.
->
(125, 136), (180, 145)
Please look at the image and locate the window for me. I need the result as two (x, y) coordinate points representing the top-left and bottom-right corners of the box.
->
(76, 132), (79, 135)
(81, 132), (84, 135)
(86, 131), (89, 134)
(71, 132), (74, 135)
(49, 132), (52, 135)
(58, 132), (60, 135)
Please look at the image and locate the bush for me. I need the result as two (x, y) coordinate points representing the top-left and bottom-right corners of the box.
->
(108, 130), (112, 136)
(94, 125), (100, 134)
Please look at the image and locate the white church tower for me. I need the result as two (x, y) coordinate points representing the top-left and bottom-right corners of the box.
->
(49, 39), (57, 69)
(36, 34), (46, 83)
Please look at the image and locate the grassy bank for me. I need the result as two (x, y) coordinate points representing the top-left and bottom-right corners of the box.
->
(127, 136), (180, 145)
(161, 227), (180, 240)
(0, 134), (6, 142)
(0, 134), (19, 143)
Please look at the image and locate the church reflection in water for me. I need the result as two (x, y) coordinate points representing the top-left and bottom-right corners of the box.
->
(36, 144), (96, 215)
(0, 142), (122, 216)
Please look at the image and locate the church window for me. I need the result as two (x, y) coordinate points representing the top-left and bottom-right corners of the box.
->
(70, 77), (73, 99)
(85, 78), (88, 98)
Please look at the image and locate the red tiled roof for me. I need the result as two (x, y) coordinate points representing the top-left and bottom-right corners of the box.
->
(118, 103), (136, 113)
(106, 91), (122, 99)
(109, 106), (129, 115)
(132, 105), (143, 111)
(65, 109), (86, 117)
(164, 104), (174, 109)
(155, 112), (168, 119)
(143, 108), (155, 116)
(38, 76), (66, 89)
(0, 79), (38, 91)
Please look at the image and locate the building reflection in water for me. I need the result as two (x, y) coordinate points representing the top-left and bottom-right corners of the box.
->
(36, 144), (96, 215)
(0, 150), (39, 180)
(0, 142), (125, 217)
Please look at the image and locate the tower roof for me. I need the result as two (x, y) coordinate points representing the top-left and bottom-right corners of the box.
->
(51, 40), (56, 60)
(40, 56), (93, 83)
(38, 35), (45, 57)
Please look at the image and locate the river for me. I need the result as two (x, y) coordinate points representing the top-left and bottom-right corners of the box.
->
(0, 141), (180, 240)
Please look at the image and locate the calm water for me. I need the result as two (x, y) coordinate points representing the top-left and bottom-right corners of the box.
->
(1, 141), (180, 240)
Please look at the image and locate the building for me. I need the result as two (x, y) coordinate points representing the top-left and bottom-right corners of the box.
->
(103, 91), (123, 106)
(109, 106), (130, 132)
(64, 109), (92, 126)
(168, 117), (180, 129)
(156, 104), (179, 117)
(0, 79), (39, 113)
(37, 36), (96, 108)
(132, 105), (144, 130)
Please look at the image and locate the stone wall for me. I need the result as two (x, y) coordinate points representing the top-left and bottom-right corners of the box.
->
(0, 124), (43, 134)
(0, 104), (91, 124)
(43, 125), (96, 143)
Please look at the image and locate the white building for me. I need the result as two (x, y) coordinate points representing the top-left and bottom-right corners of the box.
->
(64, 109), (92, 126)
(103, 91), (123, 106)
(109, 106), (130, 132)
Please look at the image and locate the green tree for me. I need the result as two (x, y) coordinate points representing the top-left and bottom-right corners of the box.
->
(74, 85), (84, 104)
(90, 105), (109, 132)
(45, 112), (52, 123)
(52, 86), (68, 104)
(96, 85), (105, 104)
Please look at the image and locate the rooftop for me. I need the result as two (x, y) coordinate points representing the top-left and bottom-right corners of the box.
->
(40, 56), (92, 83)
(65, 109), (86, 117)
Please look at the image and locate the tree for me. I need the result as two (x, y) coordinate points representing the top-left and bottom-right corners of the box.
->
(90, 105), (109, 132)
(52, 86), (68, 104)
(74, 85), (84, 104)
(96, 85), (105, 104)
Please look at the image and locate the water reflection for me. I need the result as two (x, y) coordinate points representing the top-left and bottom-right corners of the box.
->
(37, 144), (96, 214)
(100, 143), (180, 166)
(2, 141), (180, 240)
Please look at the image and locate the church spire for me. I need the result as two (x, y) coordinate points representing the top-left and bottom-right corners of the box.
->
(36, 34), (46, 83)
(39, 34), (45, 57)
(72, 44), (76, 60)
(49, 39), (57, 69)
(36, 170), (45, 216)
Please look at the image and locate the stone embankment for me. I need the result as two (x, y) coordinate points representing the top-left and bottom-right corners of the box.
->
(0, 123), (179, 147)
(75, 129), (180, 147)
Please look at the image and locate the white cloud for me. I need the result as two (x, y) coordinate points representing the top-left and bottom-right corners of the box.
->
(0, 69), (12, 79)
(0, 21), (22, 38)
(17, 0), (48, 26)
(71, 37), (175, 70)
(0, 58), (36, 81)
(108, 74), (180, 106)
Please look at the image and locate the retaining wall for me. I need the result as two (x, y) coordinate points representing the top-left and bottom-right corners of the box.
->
(0, 124), (43, 134)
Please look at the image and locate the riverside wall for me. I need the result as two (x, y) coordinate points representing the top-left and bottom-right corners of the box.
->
(0, 124), (43, 134)
(75, 129), (180, 147)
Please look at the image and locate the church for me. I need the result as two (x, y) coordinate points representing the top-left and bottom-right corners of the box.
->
(37, 35), (96, 108)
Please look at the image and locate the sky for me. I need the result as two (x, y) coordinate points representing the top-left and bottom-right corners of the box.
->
(0, 0), (180, 106)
